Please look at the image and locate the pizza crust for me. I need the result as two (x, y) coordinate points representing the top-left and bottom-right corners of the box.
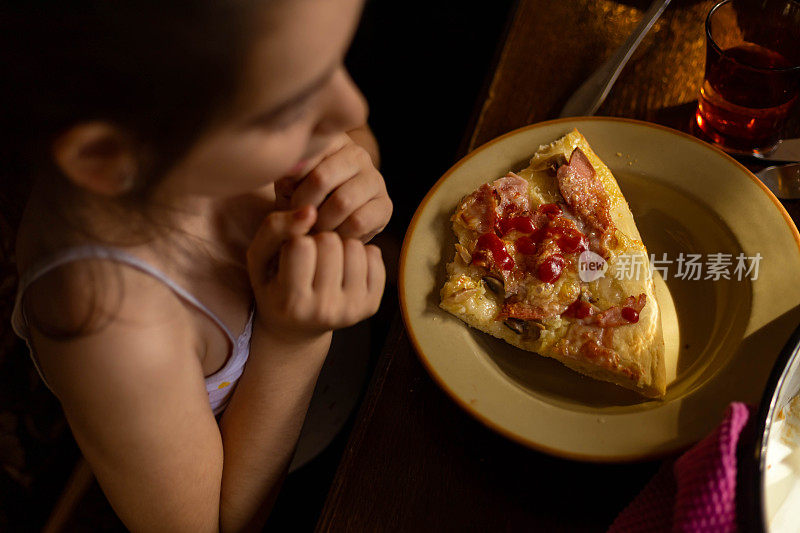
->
(440, 129), (666, 398)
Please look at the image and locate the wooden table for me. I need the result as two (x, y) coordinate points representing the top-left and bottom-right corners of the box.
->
(318, 1), (800, 530)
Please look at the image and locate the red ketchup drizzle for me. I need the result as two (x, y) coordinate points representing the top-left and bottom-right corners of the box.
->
(551, 227), (588, 254)
(474, 233), (515, 272)
(494, 205), (587, 281)
(498, 216), (536, 235)
(515, 236), (538, 255)
(526, 227), (588, 255)
(538, 254), (564, 283)
(621, 307), (639, 323)
(537, 203), (562, 218)
(563, 299), (594, 319)
(496, 204), (563, 236)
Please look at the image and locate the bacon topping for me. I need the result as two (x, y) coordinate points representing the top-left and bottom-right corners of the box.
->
(498, 301), (551, 320)
(455, 183), (498, 234)
(493, 173), (531, 218)
(454, 173), (530, 234)
(594, 294), (647, 328)
(562, 293), (646, 328)
(563, 299), (595, 319)
(556, 148), (614, 234)
(499, 289), (574, 319)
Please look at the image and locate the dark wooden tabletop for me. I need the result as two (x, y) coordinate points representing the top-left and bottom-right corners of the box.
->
(317, 1), (800, 530)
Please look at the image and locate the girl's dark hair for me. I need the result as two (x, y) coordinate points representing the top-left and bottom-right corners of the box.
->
(2, 1), (257, 200)
(0, 1), (260, 338)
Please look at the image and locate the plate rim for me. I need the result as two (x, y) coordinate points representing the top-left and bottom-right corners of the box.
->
(398, 116), (800, 462)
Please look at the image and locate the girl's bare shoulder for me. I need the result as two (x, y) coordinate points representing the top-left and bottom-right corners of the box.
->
(23, 254), (198, 347)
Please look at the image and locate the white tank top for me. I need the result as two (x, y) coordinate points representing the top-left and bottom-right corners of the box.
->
(10, 244), (254, 415)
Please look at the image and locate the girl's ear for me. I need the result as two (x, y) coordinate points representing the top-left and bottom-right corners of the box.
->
(52, 122), (138, 196)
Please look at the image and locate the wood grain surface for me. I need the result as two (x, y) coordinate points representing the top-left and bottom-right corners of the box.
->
(318, 0), (800, 530)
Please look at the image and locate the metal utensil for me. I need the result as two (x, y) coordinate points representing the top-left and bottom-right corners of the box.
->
(733, 138), (800, 166)
(559, 0), (673, 117)
(755, 163), (800, 200)
(766, 138), (800, 163)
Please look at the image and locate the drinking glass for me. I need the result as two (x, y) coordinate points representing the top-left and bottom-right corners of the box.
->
(694, 0), (800, 156)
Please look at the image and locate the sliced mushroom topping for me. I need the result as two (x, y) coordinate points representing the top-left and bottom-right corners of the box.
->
(503, 318), (526, 334)
(502, 318), (543, 340)
(482, 275), (504, 294)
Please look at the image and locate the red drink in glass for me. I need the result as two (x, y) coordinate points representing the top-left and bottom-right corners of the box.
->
(694, 0), (800, 155)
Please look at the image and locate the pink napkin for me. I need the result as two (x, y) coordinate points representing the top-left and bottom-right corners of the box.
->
(608, 402), (753, 533)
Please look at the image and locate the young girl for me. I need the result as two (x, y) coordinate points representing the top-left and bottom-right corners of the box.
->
(4, 0), (391, 530)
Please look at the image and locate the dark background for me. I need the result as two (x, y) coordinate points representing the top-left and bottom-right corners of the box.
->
(0, 0), (515, 530)
(348, 0), (515, 240)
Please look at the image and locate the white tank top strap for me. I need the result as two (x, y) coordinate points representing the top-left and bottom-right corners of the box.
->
(12, 244), (237, 345)
(11, 244), (253, 415)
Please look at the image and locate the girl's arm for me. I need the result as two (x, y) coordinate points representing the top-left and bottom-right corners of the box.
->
(29, 206), (383, 532)
(217, 328), (332, 529)
(218, 205), (383, 530)
(30, 263), (228, 532)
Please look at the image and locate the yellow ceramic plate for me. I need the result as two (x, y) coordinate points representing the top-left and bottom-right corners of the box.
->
(399, 117), (800, 461)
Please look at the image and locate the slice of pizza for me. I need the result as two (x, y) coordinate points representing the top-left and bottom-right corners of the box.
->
(440, 129), (666, 398)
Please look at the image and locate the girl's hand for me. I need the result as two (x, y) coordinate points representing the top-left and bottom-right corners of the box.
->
(246, 205), (385, 342)
(275, 132), (392, 242)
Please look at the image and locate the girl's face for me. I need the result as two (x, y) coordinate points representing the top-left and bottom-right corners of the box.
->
(157, 0), (367, 199)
